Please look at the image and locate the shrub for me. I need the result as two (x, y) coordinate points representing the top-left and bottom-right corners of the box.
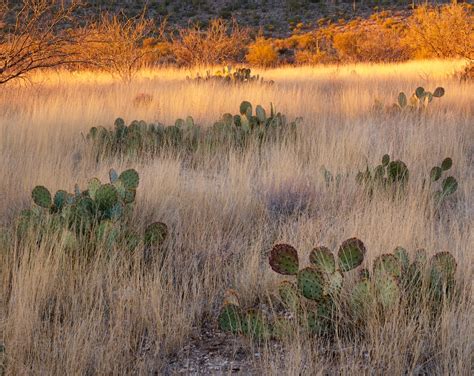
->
(333, 23), (408, 62)
(171, 18), (250, 66)
(246, 37), (279, 67)
(80, 12), (165, 81)
(404, 3), (474, 60)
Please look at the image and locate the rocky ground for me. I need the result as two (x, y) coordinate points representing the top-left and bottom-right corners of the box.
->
(3, 0), (453, 37)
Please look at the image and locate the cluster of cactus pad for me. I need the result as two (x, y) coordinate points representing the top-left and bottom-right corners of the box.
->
(427, 157), (458, 203)
(188, 66), (272, 85)
(395, 86), (445, 111)
(86, 101), (300, 160)
(18, 168), (167, 252)
(351, 247), (457, 319)
(356, 155), (459, 203)
(218, 238), (458, 340)
(356, 154), (409, 192)
(218, 238), (367, 339)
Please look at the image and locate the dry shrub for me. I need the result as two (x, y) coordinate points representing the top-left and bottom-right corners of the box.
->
(80, 12), (164, 81)
(404, 3), (474, 59)
(171, 18), (249, 66)
(333, 22), (408, 62)
(0, 0), (83, 85)
(295, 49), (332, 65)
(245, 37), (278, 67)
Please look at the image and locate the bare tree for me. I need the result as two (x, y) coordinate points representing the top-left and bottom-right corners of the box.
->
(0, 0), (84, 85)
(80, 11), (165, 82)
(171, 18), (250, 66)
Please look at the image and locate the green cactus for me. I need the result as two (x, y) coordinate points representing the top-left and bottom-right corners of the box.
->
(278, 281), (300, 311)
(428, 157), (458, 204)
(241, 309), (269, 340)
(309, 246), (335, 274)
(118, 169), (139, 190)
(441, 157), (452, 171)
(429, 252), (457, 300)
(87, 178), (101, 200)
(373, 254), (402, 279)
(397, 92), (407, 108)
(109, 168), (119, 183)
(239, 101), (252, 117)
(338, 238), (366, 272)
(95, 184), (118, 212)
(374, 273), (400, 311)
(297, 267), (325, 301)
(32, 186), (52, 208)
(218, 303), (242, 334)
(393, 86), (445, 112)
(269, 244), (299, 275)
(256, 105), (266, 122)
(53, 190), (68, 212)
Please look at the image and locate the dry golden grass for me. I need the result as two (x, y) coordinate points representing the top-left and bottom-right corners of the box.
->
(0, 60), (473, 374)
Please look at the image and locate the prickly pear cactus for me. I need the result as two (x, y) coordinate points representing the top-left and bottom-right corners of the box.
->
(18, 169), (168, 258)
(269, 244), (299, 275)
(32, 186), (52, 208)
(338, 238), (366, 272)
(428, 157), (458, 204)
(394, 86), (445, 111)
(218, 303), (242, 334)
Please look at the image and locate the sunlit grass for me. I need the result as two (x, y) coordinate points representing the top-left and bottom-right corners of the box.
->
(0, 60), (472, 374)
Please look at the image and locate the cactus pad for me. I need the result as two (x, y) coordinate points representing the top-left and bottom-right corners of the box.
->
(53, 190), (68, 211)
(297, 267), (324, 301)
(144, 222), (168, 247)
(309, 246), (335, 274)
(373, 254), (402, 279)
(87, 178), (101, 200)
(338, 238), (366, 272)
(441, 176), (458, 196)
(441, 157), (452, 171)
(119, 169), (140, 190)
(433, 87), (445, 98)
(350, 280), (372, 319)
(241, 309), (268, 340)
(374, 274), (400, 310)
(397, 93), (407, 108)
(269, 244), (299, 275)
(109, 168), (118, 183)
(415, 87), (425, 99)
(430, 166), (442, 182)
(324, 271), (343, 297)
(218, 304), (242, 334)
(256, 105), (266, 122)
(387, 160), (409, 183)
(95, 184), (118, 211)
(278, 281), (300, 311)
(239, 101), (252, 116)
(382, 154), (390, 166)
(393, 247), (409, 272)
(429, 252), (457, 295)
(32, 186), (52, 208)
(123, 189), (136, 204)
